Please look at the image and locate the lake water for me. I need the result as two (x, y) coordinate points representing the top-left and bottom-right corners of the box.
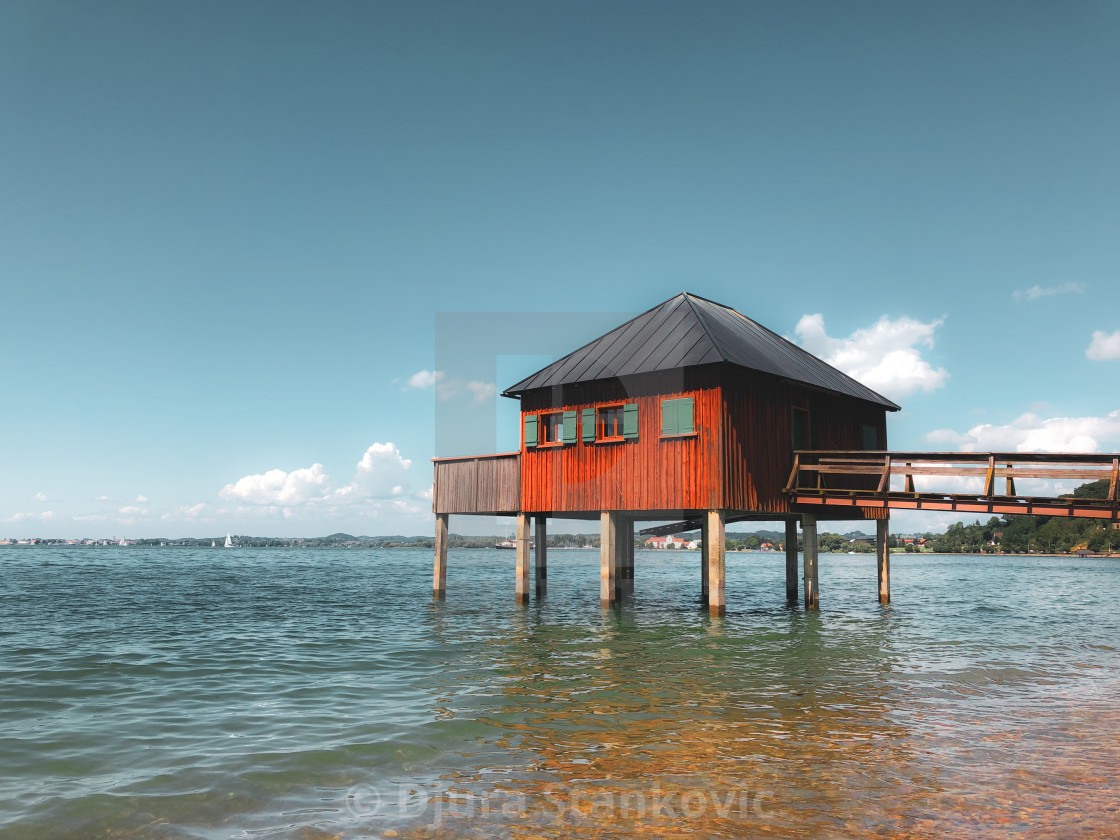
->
(1, 546), (1118, 839)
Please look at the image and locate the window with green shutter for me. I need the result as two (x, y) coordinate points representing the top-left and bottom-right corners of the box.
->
(791, 407), (810, 452)
(862, 423), (878, 451)
(661, 397), (695, 437)
(593, 403), (638, 441)
(562, 410), (578, 444)
(581, 407), (596, 442)
(622, 403), (639, 439)
(524, 414), (538, 448)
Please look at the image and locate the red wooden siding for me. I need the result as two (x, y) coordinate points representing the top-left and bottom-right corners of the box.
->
(516, 364), (888, 517)
(519, 371), (723, 514)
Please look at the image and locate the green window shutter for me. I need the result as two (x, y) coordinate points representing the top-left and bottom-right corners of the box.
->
(678, 397), (694, 434)
(582, 407), (596, 442)
(661, 399), (678, 436)
(622, 403), (639, 439)
(562, 410), (577, 444)
(524, 414), (538, 448)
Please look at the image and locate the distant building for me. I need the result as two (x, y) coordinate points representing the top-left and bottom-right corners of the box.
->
(645, 535), (686, 549)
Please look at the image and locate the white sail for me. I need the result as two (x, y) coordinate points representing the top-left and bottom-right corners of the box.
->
(211, 540), (216, 547)
(224, 532), (233, 548)
(119, 538), (126, 546)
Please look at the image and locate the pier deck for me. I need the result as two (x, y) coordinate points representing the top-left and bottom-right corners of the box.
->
(786, 451), (1120, 520)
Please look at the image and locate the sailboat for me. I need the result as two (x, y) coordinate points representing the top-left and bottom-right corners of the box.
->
(224, 533), (233, 548)
(118, 538), (127, 546)
(211, 540), (216, 547)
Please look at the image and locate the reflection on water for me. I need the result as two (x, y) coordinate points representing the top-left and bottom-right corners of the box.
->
(0, 548), (1117, 839)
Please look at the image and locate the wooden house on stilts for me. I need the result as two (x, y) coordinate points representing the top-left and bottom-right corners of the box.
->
(432, 292), (900, 614)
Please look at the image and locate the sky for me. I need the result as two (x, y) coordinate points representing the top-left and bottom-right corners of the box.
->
(2, 0), (1118, 539)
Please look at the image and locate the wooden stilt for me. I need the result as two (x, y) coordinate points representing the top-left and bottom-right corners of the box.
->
(700, 514), (710, 598)
(535, 515), (547, 598)
(620, 516), (634, 594)
(600, 511), (619, 607)
(803, 514), (819, 609)
(433, 513), (448, 599)
(706, 510), (725, 617)
(785, 518), (798, 602)
(877, 517), (890, 605)
(515, 513), (531, 604)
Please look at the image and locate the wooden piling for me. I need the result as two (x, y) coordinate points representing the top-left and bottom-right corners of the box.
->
(706, 510), (725, 617)
(877, 517), (890, 604)
(515, 513), (531, 604)
(620, 516), (634, 594)
(535, 515), (547, 598)
(785, 518), (798, 602)
(803, 514), (819, 609)
(433, 513), (448, 599)
(600, 511), (619, 607)
(700, 515), (709, 598)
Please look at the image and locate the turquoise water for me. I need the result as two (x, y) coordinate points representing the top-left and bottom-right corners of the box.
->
(1, 547), (1118, 839)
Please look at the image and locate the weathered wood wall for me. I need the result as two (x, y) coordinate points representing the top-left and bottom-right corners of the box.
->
(433, 453), (520, 514)
(720, 367), (888, 513)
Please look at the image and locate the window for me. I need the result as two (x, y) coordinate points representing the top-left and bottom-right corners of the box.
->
(600, 406), (624, 438)
(540, 412), (563, 444)
(585, 403), (639, 442)
(862, 424), (879, 451)
(525, 410), (577, 448)
(791, 407), (810, 451)
(661, 397), (695, 436)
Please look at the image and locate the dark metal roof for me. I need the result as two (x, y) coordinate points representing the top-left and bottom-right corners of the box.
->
(502, 292), (901, 410)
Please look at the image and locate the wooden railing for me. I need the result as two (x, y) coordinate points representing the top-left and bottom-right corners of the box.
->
(786, 451), (1120, 519)
(433, 452), (521, 515)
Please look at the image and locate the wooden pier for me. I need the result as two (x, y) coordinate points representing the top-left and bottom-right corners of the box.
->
(786, 451), (1120, 519)
(431, 293), (1118, 615)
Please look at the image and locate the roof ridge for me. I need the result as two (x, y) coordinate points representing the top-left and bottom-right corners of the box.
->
(682, 293), (732, 363)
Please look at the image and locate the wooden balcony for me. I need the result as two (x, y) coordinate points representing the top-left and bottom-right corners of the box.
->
(433, 452), (521, 515)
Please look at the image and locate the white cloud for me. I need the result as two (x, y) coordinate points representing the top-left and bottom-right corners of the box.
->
(136, 495), (149, 504)
(1087, 330), (1120, 361)
(220, 464), (330, 506)
(466, 380), (498, 404)
(794, 313), (949, 399)
(34, 491), (48, 502)
(1012, 281), (1086, 302)
(416, 375), (498, 403)
(926, 410), (1120, 453)
(73, 514), (107, 522)
(403, 369), (445, 390)
(161, 503), (207, 522)
(95, 495), (111, 501)
(216, 443), (425, 529)
(5, 510), (54, 523)
(330, 442), (413, 502)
